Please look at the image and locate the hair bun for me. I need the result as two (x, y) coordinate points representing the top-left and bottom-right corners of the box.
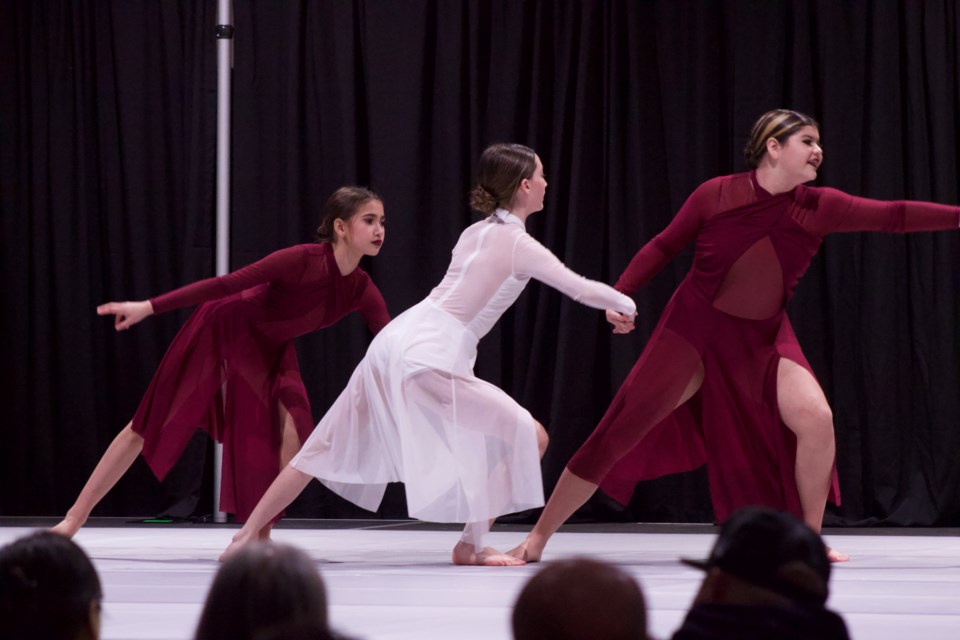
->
(468, 184), (498, 214)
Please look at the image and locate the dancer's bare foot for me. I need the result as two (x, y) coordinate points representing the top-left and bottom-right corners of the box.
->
(506, 536), (544, 563)
(452, 541), (526, 566)
(219, 530), (257, 562)
(50, 515), (84, 538)
(826, 546), (850, 563)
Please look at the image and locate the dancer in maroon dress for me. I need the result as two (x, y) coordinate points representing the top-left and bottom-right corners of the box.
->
(52, 186), (389, 539)
(509, 110), (960, 563)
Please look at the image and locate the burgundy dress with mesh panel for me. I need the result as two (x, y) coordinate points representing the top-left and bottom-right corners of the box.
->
(567, 171), (960, 522)
(132, 243), (389, 521)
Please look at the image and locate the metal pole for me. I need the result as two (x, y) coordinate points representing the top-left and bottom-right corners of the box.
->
(213, 0), (233, 524)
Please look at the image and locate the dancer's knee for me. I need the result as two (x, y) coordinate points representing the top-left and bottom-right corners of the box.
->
(534, 420), (549, 457)
(791, 404), (834, 451)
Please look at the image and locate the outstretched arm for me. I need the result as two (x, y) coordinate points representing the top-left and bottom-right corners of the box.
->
(149, 245), (309, 315)
(97, 300), (154, 331)
(614, 178), (715, 295)
(806, 187), (960, 234)
(603, 180), (718, 333)
(512, 234), (637, 316)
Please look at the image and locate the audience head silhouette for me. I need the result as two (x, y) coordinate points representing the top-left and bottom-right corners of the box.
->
(672, 506), (850, 640)
(512, 556), (647, 640)
(682, 506), (831, 605)
(0, 531), (103, 640)
(194, 541), (335, 640)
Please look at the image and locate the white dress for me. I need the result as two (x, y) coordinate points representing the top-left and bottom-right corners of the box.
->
(291, 209), (637, 526)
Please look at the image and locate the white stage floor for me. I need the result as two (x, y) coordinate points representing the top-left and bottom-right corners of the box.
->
(2, 523), (959, 639)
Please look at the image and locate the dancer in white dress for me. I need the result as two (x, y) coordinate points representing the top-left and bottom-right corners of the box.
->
(221, 143), (637, 565)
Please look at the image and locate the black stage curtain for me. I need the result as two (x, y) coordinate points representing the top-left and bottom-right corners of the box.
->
(2, 0), (959, 526)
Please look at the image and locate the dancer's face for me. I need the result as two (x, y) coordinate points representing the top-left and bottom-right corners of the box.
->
(524, 155), (548, 212)
(771, 125), (823, 186)
(338, 199), (385, 256)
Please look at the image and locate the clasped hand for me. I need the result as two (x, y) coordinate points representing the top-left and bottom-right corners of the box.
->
(606, 309), (637, 334)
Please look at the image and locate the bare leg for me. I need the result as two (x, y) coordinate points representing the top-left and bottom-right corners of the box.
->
(510, 367), (705, 562)
(777, 358), (848, 563)
(220, 464), (312, 561)
(52, 422), (144, 537)
(256, 403), (301, 541)
(278, 405), (302, 467)
(450, 419), (548, 566)
(534, 419), (549, 458)
(507, 468), (599, 562)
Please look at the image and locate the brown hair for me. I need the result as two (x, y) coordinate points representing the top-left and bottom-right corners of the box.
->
(468, 143), (537, 214)
(0, 531), (103, 640)
(315, 186), (381, 243)
(744, 109), (820, 169)
(194, 542), (330, 640)
(512, 557), (647, 640)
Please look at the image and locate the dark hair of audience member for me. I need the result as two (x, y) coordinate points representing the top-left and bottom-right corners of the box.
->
(252, 619), (351, 640)
(0, 531), (103, 640)
(512, 556), (647, 640)
(194, 541), (331, 640)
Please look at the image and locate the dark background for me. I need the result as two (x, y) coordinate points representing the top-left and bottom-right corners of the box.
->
(2, 0), (959, 527)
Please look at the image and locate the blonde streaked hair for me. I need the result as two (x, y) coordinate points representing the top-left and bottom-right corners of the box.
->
(744, 109), (819, 169)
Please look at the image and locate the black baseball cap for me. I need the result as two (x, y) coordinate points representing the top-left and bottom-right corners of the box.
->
(681, 506), (831, 604)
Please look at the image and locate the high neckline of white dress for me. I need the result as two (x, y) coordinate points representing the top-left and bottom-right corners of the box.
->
(493, 208), (526, 229)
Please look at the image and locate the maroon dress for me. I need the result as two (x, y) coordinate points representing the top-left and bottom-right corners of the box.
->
(131, 243), (390, 521)
(567, 172), (959, 522)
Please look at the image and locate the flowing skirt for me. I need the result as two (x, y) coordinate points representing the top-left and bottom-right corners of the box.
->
(132, 295), (314, 521)
(291, 300), (544, 523)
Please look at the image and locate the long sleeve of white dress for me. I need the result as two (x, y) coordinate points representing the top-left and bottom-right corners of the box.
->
(428, 210), (635, 338)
